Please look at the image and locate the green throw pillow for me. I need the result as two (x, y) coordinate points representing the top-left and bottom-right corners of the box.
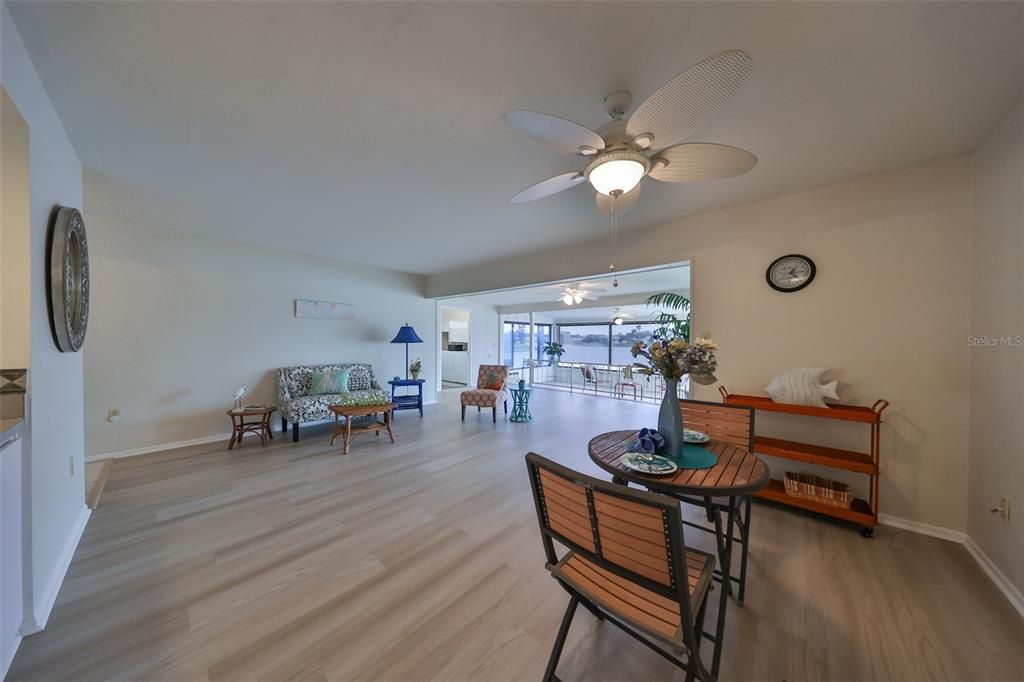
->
(310, 368), (350, 395)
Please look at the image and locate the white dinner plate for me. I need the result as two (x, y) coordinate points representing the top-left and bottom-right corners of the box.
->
(620, 453), (678, 475)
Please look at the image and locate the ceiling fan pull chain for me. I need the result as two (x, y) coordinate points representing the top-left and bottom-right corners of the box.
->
(610, 192), (620, 287)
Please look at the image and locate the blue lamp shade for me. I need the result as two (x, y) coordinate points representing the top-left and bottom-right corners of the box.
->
(390, 325), (423, 344)
(391, 324), (423, 380)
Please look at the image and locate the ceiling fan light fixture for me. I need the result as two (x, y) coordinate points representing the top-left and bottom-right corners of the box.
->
(585, 150), (650, 196)
(562, 293), (574, 305)
(573, 293), (583, 304)
(632, 133), (654, 149)
(613, 316), (624, 325)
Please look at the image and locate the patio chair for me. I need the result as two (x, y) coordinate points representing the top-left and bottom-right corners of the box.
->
(676, 399), (756, 605)
(613, 365), (643, 400)
(525, 453), (717, 682)
(579, 364), (599, 393)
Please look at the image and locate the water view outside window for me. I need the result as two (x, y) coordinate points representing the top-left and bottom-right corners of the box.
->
(503, 322), (553, 368)
(558, 322), (661, 365)
(535, 324), (553, 365)
(558, 324), (611, 364)
(611, 323), (661, 365)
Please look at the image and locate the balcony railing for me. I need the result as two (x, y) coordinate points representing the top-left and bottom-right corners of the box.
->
(505, 361), (689, 403)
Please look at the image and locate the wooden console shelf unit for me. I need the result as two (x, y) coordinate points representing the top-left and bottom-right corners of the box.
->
(719, 387), (889, 536)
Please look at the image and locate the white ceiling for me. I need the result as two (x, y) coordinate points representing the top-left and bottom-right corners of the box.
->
(461, 264), (689, 308)
(541, 304), (663, 325)
(9, 2), (1024, 275)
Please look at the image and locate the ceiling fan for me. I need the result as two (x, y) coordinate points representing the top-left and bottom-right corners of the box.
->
(505, 49), (757, 217)
(607, 307), (635, 325)
(542, 282), (606, 305)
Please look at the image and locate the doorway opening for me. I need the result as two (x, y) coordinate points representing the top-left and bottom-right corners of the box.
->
(440, 307), (471, 389)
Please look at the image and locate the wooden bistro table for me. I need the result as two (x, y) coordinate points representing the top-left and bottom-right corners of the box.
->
(329, 402), (397, 454)
(588, 430), (770, 677)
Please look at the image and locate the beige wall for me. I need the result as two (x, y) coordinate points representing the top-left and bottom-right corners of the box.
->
(1, 88), (31, 369)
(83, 171), (466, 457)
(429, 157), (974, 531)
(969, 97), (1024, 593)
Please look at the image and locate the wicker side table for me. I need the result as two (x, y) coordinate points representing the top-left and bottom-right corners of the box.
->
(227, 406), (277, 449)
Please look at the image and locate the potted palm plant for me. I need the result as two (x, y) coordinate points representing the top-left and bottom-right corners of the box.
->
(645, 292), (691, 341)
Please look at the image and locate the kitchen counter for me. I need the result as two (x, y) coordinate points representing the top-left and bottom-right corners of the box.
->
(0, 417), (24, 447)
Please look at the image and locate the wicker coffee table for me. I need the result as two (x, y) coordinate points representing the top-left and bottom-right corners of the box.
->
(329, 402), (396, 454)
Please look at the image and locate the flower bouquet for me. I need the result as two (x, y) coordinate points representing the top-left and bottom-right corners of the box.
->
(631, 337), (719, 468)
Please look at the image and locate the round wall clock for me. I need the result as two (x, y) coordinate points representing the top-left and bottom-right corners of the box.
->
(766, 254), (815, 293)
(47, 206), (90, 352)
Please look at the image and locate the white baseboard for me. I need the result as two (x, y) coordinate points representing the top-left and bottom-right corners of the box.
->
(964, 536), (1024, 620)
(2, 634), (21, 680)
(86, 433), (231, 463)
(878, 513), (966, 543)
(20, 505), (91, 636)
(87, 401), (441, 463)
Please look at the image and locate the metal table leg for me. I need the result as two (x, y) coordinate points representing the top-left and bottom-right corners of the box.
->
(711, 495), (738, 677)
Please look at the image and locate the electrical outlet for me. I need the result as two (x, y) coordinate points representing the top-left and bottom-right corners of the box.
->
(69, 456), (74, 477)
(108, 408), (121, 423)
(991, 497), (1011, 522)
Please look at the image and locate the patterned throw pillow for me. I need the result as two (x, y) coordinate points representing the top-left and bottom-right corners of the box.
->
(347, 365), (372, 391)
(310, 368), (351, 395)
(481, 369), (504, 390)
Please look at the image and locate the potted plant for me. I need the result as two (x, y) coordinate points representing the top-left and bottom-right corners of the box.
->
(409, 358), (422, 380)
(542, 341), (565, 365)
(631, 336), (718, 468)
(645, 292), (691, 341)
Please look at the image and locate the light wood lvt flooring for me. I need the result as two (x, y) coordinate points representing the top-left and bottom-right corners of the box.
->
(10, 388), (1024, 680)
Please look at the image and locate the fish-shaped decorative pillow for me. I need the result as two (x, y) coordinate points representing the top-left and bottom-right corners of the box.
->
(765, 368), (839, 407)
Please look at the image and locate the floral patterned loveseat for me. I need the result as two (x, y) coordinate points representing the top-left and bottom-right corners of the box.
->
(277, 363), (391, 441)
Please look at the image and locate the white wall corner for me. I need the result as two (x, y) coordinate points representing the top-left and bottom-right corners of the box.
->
(964, 536), (1024, 621)
(19, 505), (90, 636)
(878, 513), (966, 543)
(2, 634), (22, 681)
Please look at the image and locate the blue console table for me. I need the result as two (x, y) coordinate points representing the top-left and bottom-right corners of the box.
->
(388, 378), (425, 417)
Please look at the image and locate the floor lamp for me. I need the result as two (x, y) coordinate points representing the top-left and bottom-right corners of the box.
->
(390, 324), (423, 379)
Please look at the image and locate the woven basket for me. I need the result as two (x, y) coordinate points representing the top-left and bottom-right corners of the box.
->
(783, 472), (852, 509)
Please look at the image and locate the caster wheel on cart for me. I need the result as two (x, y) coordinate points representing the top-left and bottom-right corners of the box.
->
(860, 526), (874, 538)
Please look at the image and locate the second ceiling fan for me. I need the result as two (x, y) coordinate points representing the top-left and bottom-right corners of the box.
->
(506, 49), (758, 217)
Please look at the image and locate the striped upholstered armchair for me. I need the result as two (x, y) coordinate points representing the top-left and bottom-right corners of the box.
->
(460, 365), (509, 423)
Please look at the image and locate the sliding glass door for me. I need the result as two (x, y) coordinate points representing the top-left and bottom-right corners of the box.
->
(502, 322), (552, 369)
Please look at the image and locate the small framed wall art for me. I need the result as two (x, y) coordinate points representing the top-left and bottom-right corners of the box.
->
(294, 299), (355, 320)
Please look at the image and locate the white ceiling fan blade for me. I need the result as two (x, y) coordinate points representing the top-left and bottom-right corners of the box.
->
(595, 183), (642, 217)
(510, 172), (586, 203)
(580, 293), (600, 301)
(626, 49), (753, 152)
(505, 111), (606, 156)
(648, 143), (757, 182)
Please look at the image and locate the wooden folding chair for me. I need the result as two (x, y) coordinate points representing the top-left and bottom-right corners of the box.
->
(677, 399), (756, 605)
(525, 453), (718, 682)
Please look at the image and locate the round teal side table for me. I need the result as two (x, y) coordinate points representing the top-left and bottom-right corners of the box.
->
(510, 386), (532, 422)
